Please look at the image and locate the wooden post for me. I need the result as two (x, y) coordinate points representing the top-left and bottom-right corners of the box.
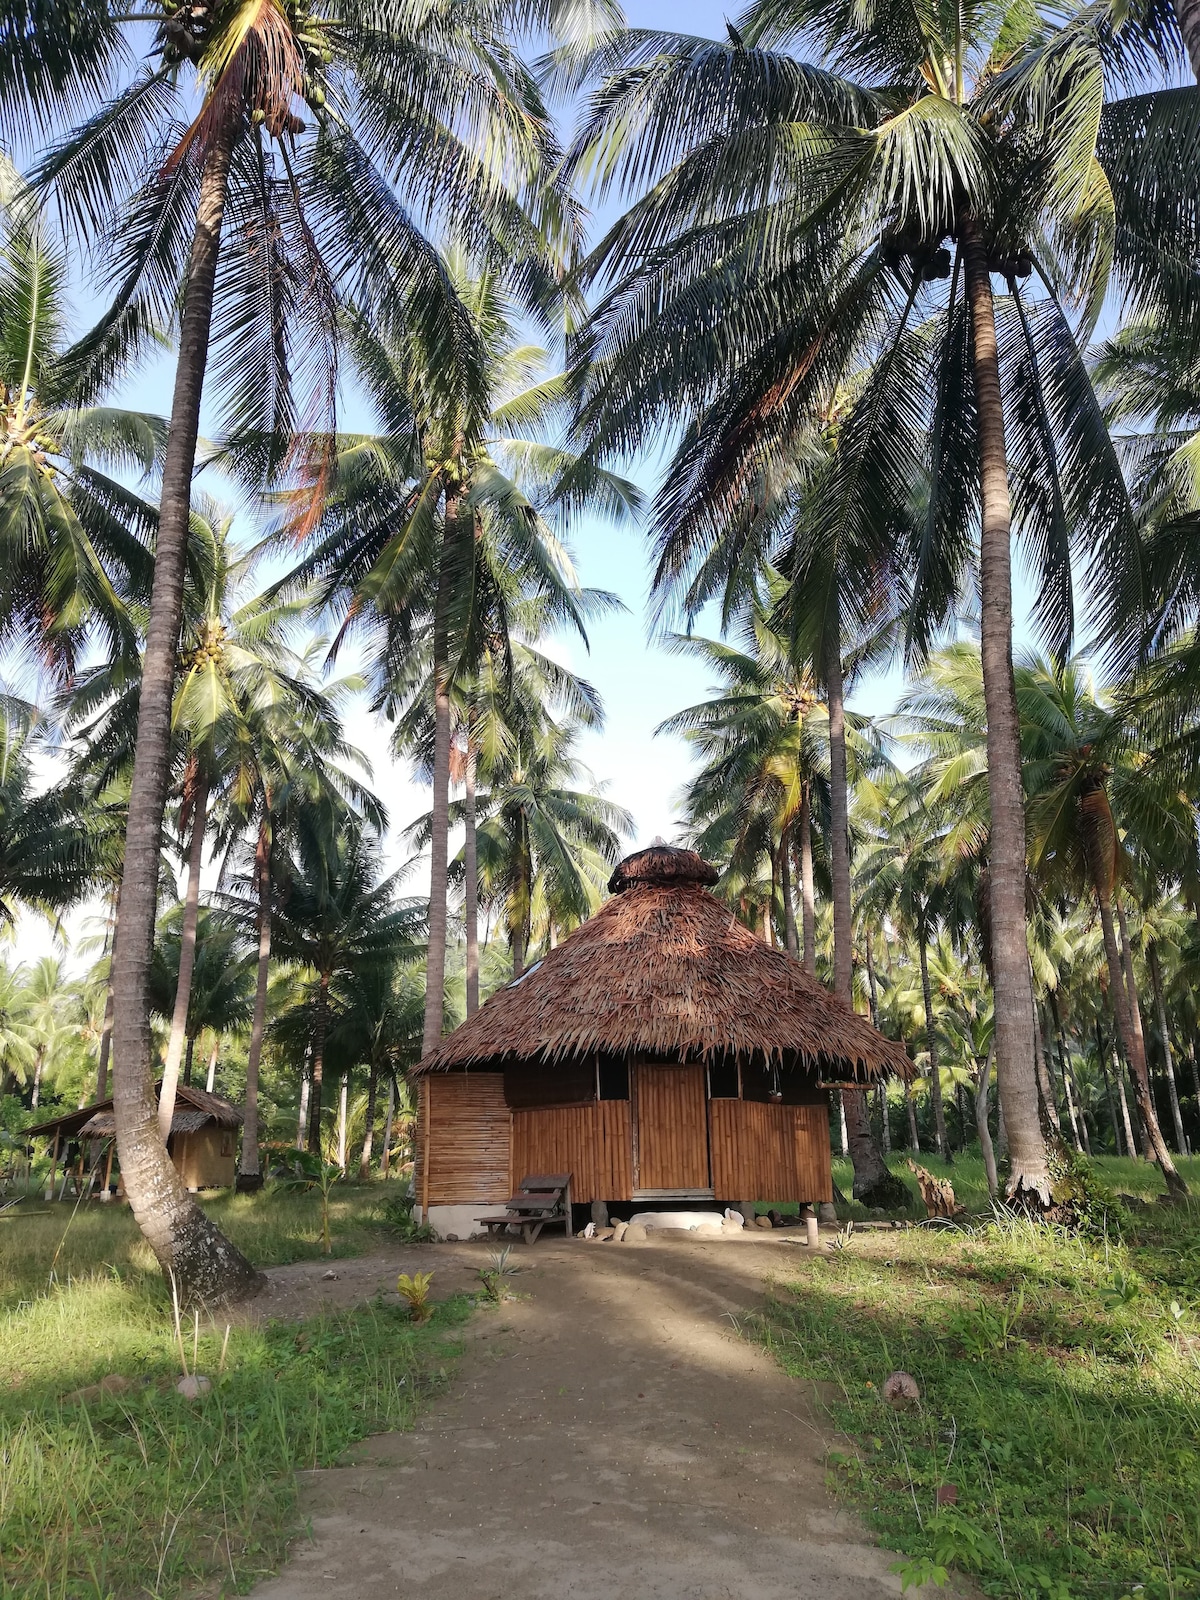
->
(101, 1140), (115, 1202)
(45, 1130), (60, 1201)
(420, 1077), (431, 1217)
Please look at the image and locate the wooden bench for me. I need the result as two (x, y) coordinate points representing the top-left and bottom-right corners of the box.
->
(476, 1174), (573, 1243)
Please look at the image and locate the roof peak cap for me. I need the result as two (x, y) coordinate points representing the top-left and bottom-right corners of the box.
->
(608, 843), (719, 894)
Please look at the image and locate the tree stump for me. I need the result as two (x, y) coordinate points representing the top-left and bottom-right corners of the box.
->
(906, 1158), (965, 1219)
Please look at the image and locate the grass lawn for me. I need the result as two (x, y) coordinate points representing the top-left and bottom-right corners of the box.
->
(0, 1185), (462, 1600)
(755, 1154), (1200, 1599)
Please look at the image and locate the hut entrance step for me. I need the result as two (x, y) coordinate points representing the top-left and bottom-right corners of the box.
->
(632, 1188), (716, 1201)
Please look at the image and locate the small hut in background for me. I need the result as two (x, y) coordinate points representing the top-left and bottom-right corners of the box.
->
(413, 844), (908, 1236)
(28, 1083), (242, 1198)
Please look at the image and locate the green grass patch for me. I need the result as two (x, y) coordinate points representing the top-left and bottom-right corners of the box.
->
(0, 1185), (466, 1600)
(0, 1184), (405, 1311)
(824, 1152), (1200, 1222)
(753, 1185), (1200, 1599)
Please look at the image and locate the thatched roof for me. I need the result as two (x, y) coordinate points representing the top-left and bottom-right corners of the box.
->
(418, 844), (910, 1082)
(27, 1083), (243, 1140)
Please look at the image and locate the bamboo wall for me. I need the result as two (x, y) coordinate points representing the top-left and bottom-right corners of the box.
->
(634, 1065), (709, 1189)
(511, 1101), (632, 1202)
(171, 1125), (236, 1190)
(421, 1072), (511, 1205)
(708, 1098), (832, 1202)
(418, 1065), (832, 1208)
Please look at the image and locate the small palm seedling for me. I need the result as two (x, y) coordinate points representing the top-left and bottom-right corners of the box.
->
(396, 1270), (435, 1323)
(829, 1219), (856, 1254)
(478, 1247), (516, 1303)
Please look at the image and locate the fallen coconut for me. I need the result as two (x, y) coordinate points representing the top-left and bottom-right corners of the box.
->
(176, 1374), (213, 1400)
(882, 1371), (921, 1409)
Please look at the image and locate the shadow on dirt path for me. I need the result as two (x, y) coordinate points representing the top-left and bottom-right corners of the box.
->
(250, 1235), (913, 1600)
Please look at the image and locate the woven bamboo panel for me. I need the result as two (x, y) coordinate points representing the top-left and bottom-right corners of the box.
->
(708, 1099), (832, 1202)
(425, 1072), (511, 1204)
(634, 1065), (709, 1190)
(511, 1101), (632, 1202)
(792, 1102), (833, 1200)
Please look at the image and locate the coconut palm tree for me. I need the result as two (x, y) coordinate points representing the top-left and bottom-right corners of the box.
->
(282, 260), (639, 1061)
(565, 0), (1200, 1201)
(1019, 655), (1189, 1197)
(0, 961), (36, 1100)
(657, 577), (828, 969)
(27, 0), (618, 1302)
(0, 178), (160, 682)
(321, 960), (425, 1180)
(469, 719), (631, 977)
(0, 695), (101, 930)
(858, 779), (972, 1160)
(385, 572), (616, 988)
(21, 956), (84, 1112)
(271, 814), (422, 1151)
(149, 906), (255, 1088)
(216, 658), (384, 1188)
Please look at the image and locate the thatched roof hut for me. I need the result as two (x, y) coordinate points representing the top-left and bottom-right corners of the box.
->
(419, 843), (908, 1082)
(413, 844), (908, 1237)
(29, 1084), (243, 1195)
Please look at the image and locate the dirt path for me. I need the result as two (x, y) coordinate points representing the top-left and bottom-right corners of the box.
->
(250, 1236), (909, 1600)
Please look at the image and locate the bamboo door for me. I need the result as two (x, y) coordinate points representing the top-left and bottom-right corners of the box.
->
(633, 1065), (710, 1191)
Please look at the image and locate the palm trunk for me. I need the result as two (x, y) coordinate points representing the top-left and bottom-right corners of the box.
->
(1147, 941), (1188, 1156)
(1032, 1002), (1060, 1135)
(918, 927), (948, 1158)
(307, 969), (331, 1152)
(183, 1033), (195, 1088)
(1069, 1056), (1092, 1154)
(1044, 1001), (1078, 1148)
(359, 1061), (378, 1181)
(1095, 1019), (1123, 1155)
(204, 1039), (218, 1093)
(866, 936), (891, 1157)
(1172, 0), (1200, 82)
(1115, 1040), (1139, 1157)
(380, 1072), (396, 1177)
(336, 1071), (348, 1172)
(827, 648), (896, 1201)
(1088, 838), (1186, 1195)
(1048, 989), (1084, 1151)
(95, 887), (119, 1101)
(238, 819), (271, 1190)
(1057, 1034), (1082, 1151)
(780, 822), (799, 959)
(296, 1049), (311, 1150)
(159, 760), (210, 1140)
(798, 785), (816, 974)
(511, 812), (530, 979)
(105, 123), (258, 1304)
(904, 1055), (920, 1150)
(975, 1043), (998, 1196)
(96, 985), (115, 1102)
(464, 737), (480, 1016)
(30, 1049), (44, 1111)
(422, 493), (458, 1060)
(961, 218), (1048, 1203)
